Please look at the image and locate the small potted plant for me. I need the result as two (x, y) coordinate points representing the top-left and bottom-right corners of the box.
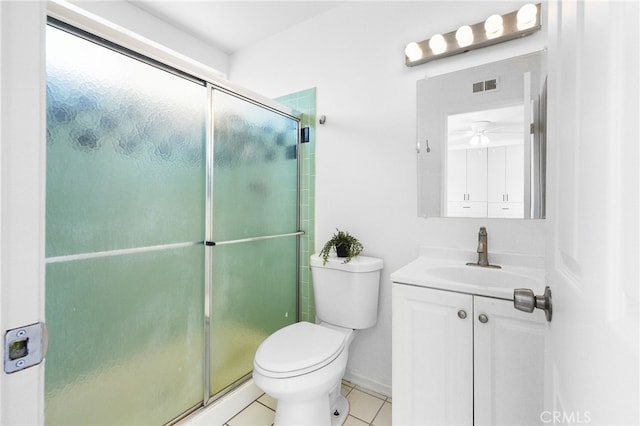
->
(319, 228), (364, 264)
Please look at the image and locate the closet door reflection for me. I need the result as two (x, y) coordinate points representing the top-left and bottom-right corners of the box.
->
(209, 90), (299, 396)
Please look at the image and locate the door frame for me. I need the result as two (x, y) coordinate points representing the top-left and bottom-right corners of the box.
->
(0, 2), (47, 424)
(1, 2), (301, 423)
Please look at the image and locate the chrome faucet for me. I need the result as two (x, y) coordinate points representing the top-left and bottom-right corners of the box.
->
(466, 226), (501, 268)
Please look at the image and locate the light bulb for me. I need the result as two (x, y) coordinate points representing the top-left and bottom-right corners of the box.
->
(517, 3), (538, 30)
(469, 134), (480, 145)
(484, 14), (504, 39)
(429, 34), (447, 55)
(404, 42), (423, 62)
(480, 134), (490, 145)
(455, 25), (474, 48)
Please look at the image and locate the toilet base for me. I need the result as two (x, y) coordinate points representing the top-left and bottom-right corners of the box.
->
(330, 395), (349, 426)
(274, 394), (331, 426)
(272, 392), (350, 426)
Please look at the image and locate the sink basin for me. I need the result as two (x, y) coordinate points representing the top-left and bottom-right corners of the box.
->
(424, 265), (543, 290)
(390, 252), (545, 299)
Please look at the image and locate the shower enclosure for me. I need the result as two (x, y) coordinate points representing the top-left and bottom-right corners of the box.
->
(45, 22), (300, 425)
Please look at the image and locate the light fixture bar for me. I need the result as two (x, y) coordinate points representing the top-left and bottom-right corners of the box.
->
(405, 3), (541, 67)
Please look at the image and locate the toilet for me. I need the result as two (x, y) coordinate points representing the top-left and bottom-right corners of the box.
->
(253, 253), (383, 426)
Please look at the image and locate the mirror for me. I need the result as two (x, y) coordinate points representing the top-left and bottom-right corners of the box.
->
(417, 51), (546, 219)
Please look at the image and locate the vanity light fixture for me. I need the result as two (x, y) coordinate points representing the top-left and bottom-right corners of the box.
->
(404, 3), (541, 66)
(455, 25), (474, 48)
(484, 14), (504, 39)
(517, 3), (538, 30)
(404, 42), (423, 62)
(429, 34), (447, 54)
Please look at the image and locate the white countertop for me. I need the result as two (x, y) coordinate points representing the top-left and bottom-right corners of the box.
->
(390, 247), (546, 300)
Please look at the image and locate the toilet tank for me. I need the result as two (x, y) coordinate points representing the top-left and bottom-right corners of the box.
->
(310, 254), (383, 329)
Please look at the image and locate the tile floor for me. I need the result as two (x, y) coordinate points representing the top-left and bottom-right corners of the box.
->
(224, 380), (392, 426)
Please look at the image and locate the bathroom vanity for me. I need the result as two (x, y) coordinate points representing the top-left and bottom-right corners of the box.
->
(391, 249), (550, 426)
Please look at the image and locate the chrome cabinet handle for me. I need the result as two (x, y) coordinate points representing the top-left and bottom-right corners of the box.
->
(457, 310), (467, 319)
(478, 314), (489, 323)
(514, 286), (553, 322)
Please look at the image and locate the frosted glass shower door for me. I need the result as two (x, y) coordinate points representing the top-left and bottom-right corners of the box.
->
(209, 90), (299, 396)
(45, 25), (206, 425)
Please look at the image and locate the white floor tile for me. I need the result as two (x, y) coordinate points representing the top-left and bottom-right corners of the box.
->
(355, 386), (387, 401)
(223, 383), (391, 425)
(341, 383), (353, 397)
(372, 401), (392, 426)
(227, 401), (274, 426)
(346, 389), (385, 424)
(257, 393), (277, 411)
(344, 415), (369, 425)
(342, 379), (356, 388)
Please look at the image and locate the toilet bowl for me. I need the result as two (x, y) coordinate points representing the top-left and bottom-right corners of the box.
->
(253, 321), (352, 425)
(253, 254), (383, 425)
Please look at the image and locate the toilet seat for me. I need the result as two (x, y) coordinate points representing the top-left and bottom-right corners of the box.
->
(254, 321), (346, 379)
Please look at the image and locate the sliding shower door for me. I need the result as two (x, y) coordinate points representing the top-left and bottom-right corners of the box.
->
(45, 25), (206, 424)
(208, 90), (299, 397)
(45, 21), (301, 425)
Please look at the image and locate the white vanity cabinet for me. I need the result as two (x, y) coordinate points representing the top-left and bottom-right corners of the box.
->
(392, 282), (549, 426)
(392, 284), (473, 425)
(473, 295), (549, 426)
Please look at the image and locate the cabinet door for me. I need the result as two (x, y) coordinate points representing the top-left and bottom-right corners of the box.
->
(474, 296), (550, 426)
(488, 146), (507, 202)
(392, 284), (473, 426)
(505, 144), (524, 202)
(466, 148), (487, 202)
(447, 149), (467, 202)
(488, 145), (524, 203)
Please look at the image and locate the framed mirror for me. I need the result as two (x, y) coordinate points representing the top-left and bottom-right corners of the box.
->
(417, 51), (546, 219)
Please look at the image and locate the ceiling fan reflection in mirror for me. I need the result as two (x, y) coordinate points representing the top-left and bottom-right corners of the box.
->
(447, 104), (524, 149)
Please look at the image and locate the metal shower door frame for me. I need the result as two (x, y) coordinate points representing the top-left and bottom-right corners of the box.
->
(203, 83), (303, 405)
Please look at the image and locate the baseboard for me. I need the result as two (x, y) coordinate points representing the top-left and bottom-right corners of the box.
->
(343, 371), (392, 398)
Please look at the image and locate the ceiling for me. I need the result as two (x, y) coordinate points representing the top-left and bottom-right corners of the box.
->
(447, 104), (525, 149)
(129, 1), (345, 54)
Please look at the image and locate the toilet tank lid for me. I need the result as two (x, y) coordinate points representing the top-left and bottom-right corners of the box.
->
(310, 254), (383, 272)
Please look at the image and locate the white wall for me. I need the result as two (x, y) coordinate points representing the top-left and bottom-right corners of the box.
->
(68, 1), (229, 76)
(230, 1), (547, 394)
